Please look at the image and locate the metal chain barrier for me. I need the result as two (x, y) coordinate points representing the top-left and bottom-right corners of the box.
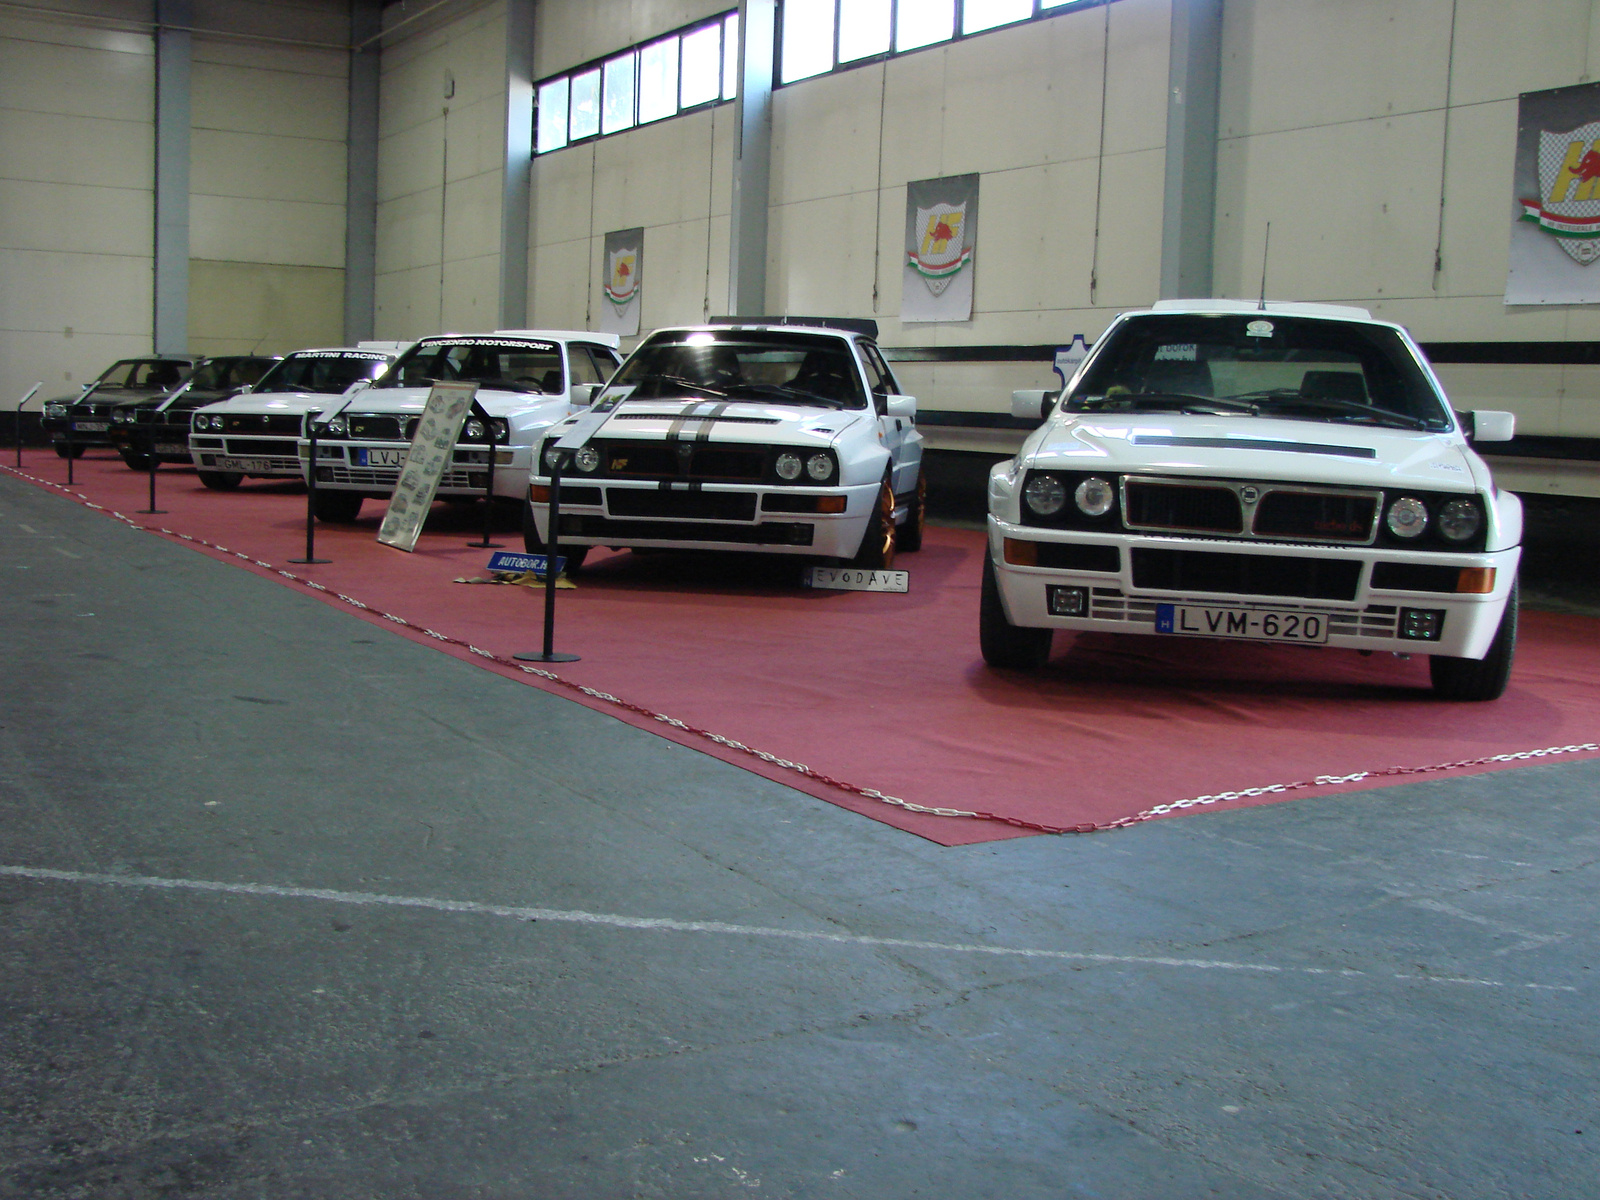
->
(7, 461), (1599, 836)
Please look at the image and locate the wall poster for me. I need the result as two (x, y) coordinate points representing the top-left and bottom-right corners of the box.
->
(600, 227), (643, 336)
(377, 381), (478, 553)
(902, 173), (979, 323)
(1507, 81), (1600, 305)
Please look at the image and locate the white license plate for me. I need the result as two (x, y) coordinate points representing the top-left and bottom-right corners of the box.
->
(803, 566), (909, 594)
(73, 421), (109, 432)
(356, 447), (406, 467)
(1155, 603), (1329, 644)
(154, 443), (186, 455)
(217, 456), (275, 473)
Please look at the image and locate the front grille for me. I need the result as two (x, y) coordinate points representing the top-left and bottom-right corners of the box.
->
(321, 465), (476, 489)
(348, 415), (404, 440)
(1130, 547), (1362, 601)
(222, 414), (300, 435)
(560, 515), (813, 546)
(222, 438), (295, 456)
(607, 489), (758, 521)
(591, 441), (768, 482)
(1370, 562), (1463, 592)
(1124, 480), (1242, 534)
(1252, 490), (1378, 542)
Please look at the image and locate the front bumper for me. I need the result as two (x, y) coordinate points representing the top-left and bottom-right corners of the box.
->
(109, 422), (192, 461)
(189, 433), (304, 478)
(527, 477), (879, 558)
(989, 517), (1521, 659)
(306, 439), (521, 499)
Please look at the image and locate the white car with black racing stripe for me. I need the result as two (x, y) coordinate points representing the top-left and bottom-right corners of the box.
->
(524, 318), (925, 572)
(984, 300), (1523, 700)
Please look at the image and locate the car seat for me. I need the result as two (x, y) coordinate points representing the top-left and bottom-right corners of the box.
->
(1141, 359), (1213, 397)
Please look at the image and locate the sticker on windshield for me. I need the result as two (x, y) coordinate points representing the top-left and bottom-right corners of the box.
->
(1154, 343), (1197, 361)
(1246, 320), (1275, 338)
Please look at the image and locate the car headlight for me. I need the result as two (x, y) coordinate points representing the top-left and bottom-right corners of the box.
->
(573, 445), (600, 473)
(805, 453), (834, 482)
(44, 403), (65, 418)
(1024, 473), (1068, 517)
(325, 415), (347, 436)
(1437, 497), (1482, 543)
(1386, 496), (1429, 539)
(775, 451), (802, 481)
(464, 418), (485, 440)
(543, 445), (562, 470)
(490, 419), (508, 442)
(113, 409), (130, 424)
(1074, 477), (1114, 517)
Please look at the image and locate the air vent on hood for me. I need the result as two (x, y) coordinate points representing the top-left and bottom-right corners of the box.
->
(1130, 435), (1376, 459)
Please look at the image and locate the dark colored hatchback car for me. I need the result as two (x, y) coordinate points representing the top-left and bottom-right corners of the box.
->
(107, 355), (279, 470)
(42, 357), (200, 459)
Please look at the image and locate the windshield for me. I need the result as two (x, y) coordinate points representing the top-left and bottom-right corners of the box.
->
(254, 350), (392, 395)
(607, 331), (869, 409)
(189, 356), (275, 391)
(1068, 314), (1452, 432)
(95, 359), (190, 390)
(376, 338), (565, 394)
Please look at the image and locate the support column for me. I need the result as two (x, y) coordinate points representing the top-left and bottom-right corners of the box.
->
(153, 0), (192, 355)
(727, 0), (774, 317)
(499, 0), (535, 329)
(344, 0), (381, 343)
(1159, 0), (1223, 300)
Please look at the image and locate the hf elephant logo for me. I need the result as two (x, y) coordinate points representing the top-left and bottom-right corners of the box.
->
(604, 248), (639, 306)
(906, 203), (972, 296)
(1520, 122), (1600, 264)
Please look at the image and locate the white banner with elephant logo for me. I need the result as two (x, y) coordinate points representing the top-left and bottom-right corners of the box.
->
(903, 174), (978, 323)
(600, 227), (643, 336)
(1507, 82), (1600, 305)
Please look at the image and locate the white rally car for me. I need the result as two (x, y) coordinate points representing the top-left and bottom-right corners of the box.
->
(983, 300), (1522, 701)
(302, 331), (622, 523)
(188, 344), (405, 490)
(525, 319), (924, 571)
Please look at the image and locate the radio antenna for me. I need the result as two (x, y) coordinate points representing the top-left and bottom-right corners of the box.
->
(1258, 222), (1271, 311)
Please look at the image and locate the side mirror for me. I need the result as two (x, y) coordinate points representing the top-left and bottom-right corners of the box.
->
(570, 382), (601, 408)
(1464, 410), (1514, 443)
(1012, 389), (1058, 421)
(885, 394), (916, 419)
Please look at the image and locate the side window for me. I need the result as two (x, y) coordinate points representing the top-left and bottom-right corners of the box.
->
(581, 345), (622, 382)
(858, 343), (896, 415)
(568, 347), (603, 386)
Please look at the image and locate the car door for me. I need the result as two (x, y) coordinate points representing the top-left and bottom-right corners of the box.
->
(859, 341), (920, 496)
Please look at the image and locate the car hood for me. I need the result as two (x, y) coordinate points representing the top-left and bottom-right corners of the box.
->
(348, 386), (566, 417)
(74, 387), (167, 407)
(197, 390), (347, 415)
(583, 400), (865, 446)
(1029, 413), (1488, 493)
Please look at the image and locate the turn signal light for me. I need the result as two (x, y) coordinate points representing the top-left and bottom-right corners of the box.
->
(1002, 538), (1038, 566)
(529, 484), (551, 503)
(1455, 568), (1495, 594)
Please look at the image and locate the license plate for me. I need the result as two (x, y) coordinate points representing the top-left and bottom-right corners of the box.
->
(154, 443), (186, 455)
(356, 447), (406, 467)
(73, 421), (109, 432)
(803, 566), (909, 594)
(1155, 603), (1329, 644)
(217, 456), (275, 473)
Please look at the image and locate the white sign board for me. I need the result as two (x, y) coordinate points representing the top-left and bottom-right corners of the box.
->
(377, 381), (477, 553)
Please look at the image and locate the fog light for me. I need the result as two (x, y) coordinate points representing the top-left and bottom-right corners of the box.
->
(1048, 585), (1088, 617)
(1399, 607), (1444, 640)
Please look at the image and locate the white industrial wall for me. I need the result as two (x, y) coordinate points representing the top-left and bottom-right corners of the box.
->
(189, 0), (351, 356)
(374, 0), (513, 337)
(0, 6), (155, 404)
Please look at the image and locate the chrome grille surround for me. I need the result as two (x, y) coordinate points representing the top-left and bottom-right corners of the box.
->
(1119, 475), (1382, 545)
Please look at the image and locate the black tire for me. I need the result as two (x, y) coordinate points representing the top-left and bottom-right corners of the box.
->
(897, 473), (927, 553)
(849, 477), (898, 569)
(119, 449), (157, 472)
(54, 442), (85, 459)
(197, 470), (243, 491)
(1430, 577), (1518, 701)
(311, 489), (364, 523)
(521, 501), (587, 573)
(979, 553), (1054, 670)
(561, 545), (589, 575)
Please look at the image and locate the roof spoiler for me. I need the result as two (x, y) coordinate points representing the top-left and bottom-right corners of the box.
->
(707, 315), (879, 339)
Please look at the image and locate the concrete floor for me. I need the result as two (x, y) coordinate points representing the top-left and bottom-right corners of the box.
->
(2, 469), (1597, 1200)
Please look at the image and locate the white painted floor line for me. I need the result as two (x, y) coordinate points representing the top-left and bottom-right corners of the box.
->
(1, 864), (1576, 993)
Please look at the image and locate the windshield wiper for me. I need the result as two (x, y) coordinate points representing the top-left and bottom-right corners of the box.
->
(1080, 391), (1259, 416)
(1246, 392), (1432, 430)
(724, 382), (848, 408)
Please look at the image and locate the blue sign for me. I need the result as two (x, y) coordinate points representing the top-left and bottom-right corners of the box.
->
(487, 550), (566, 576)
(1155, 603), (1176, 634)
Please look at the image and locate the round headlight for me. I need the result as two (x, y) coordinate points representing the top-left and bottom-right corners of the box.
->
(490, 419), (509, 442)
(463, 418), (485, 440)
(806, 453), (833, 482)
(1386, 496), (1429, 539)
(543, 445), (562, 470)
(775, 451), (802, 481)
(1024, 473), (1068, 517)
(209, 414), (224, 431)
(326, 415), (347, 436)
(1074, 477), (1115, 517)
(113, 409), (129, 424)
(573, 445), (600, 472)
(1438, 498), (1482, 543)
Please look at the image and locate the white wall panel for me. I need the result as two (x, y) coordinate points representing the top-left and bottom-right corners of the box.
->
(1101, 0), (1169, 156)
(378, 116), (444, 204)
(0, 27), (151, 119)
(0, 110), (151, 190)
(1448, 0), (1596, 108)
(440, 250), (502, 331)
(771, 64), (885, 204)
(0, 179), (151, 255)
(528, 236), (590, 330)
(375, 263), (443, 338)
(443, 168), (507, 263)
(189, 259), (344, 355)
(766, 190), (879, 317)
(2, 330), (155, 398)
(376, 185), (445, 275)
(191, 194), (345, 267)
(634, 218), (717, 329)
(192, 59), (347, 141)
(191, 128), (346, 206)
(531, 144), (597, 249)
(0, 248), (150, 336)
(534, 0), (731, 78)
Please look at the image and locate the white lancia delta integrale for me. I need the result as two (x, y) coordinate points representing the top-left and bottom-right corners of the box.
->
(524, 319), (925, 571)
(302, 331), (621, 523)
(983, 301), (1522, 701)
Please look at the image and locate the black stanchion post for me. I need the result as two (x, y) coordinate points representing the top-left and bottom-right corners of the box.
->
(16, 383), (41, 469)
(469, 406), (502, 548)
(138, 448), (166, 515)
(515, 451), (579, 664)
(290, 408), (330, 565)
(64, 423), (74, 486)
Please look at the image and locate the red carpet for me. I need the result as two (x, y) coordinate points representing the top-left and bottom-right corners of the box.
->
(10, 449), (1600, 845)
